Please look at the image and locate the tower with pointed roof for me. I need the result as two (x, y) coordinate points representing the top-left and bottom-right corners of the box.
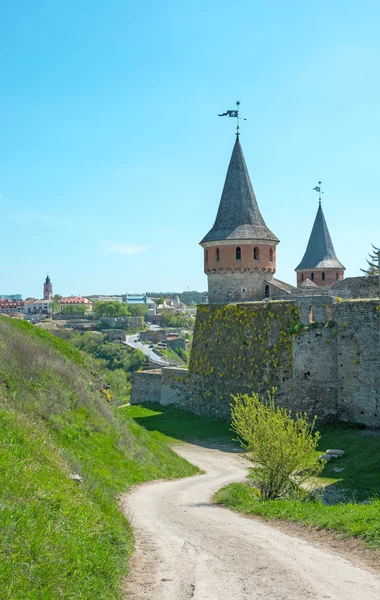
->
(200, 136), (279, 303)
(295, 203), (345, 287)
(43, 275), (53, 301)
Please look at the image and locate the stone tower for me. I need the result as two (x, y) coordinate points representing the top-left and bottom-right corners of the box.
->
(200, 136), (279, 303)
(295, 202), (345, 287)
(43, 275), (53, 301)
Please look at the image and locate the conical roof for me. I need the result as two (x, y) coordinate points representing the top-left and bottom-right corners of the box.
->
(200, 137), (279, 244)
(296, 203), (345, 270)
(299, 278), (318, 288)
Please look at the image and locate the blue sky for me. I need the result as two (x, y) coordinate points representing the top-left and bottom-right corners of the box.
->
(1, 1), (379, 297)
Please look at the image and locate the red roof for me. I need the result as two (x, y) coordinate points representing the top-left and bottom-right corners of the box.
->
(60, 296), (92, 304)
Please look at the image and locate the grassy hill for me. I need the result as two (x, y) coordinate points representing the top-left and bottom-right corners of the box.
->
(0, 316), (198, 599)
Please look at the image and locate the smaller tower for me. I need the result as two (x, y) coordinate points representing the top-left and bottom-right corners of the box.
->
(295, 200), (345, 287)
(43, 275), (53, 300)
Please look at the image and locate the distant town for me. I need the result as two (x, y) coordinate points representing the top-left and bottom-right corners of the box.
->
(0, 275), (205, 368)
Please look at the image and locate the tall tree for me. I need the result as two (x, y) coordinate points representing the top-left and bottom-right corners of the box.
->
(361, 245), (380, 276)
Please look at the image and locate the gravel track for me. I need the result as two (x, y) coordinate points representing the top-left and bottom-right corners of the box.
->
(121, 443), (380, 600)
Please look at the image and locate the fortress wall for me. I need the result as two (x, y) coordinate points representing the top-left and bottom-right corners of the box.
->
(335, 301), (380, 426)
(130, 370), (162, 405)
(291, 326), (339, 421)
(130, 299), (380, 426)
(185, 302), (298, 417)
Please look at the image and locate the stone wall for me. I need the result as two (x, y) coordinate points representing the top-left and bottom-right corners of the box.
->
(131, 298), (380, 427)
(207, 271), (274, 304)
(130, 370), (162, 404)
(331, 275), (379, 299)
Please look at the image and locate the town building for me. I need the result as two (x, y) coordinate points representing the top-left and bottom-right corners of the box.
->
(0, 299), (24, 314)
(59, 296), (93, 312)
(0, 294), (23, 300)
(23, 299), (52, 315)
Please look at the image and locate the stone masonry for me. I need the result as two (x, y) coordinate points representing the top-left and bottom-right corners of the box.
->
(131, 296), (380, 427)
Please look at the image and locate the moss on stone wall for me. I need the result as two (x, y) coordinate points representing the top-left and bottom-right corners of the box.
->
(189, 302), (299, 392)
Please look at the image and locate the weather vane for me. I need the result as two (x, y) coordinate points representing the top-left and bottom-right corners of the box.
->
(218, 100), (246, 135)
(313, 181), (323, 204)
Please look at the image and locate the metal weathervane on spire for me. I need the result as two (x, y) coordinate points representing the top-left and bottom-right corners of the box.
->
(218, 100), (246, 135)
(313, 181), (323, 204)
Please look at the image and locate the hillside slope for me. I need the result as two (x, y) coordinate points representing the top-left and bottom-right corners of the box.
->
(0, 316), (197, 600)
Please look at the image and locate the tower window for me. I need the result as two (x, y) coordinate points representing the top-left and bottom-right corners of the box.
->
(301, 273), (304, 282)
(216, 247), (220, 262)
(253, 247), (260, 261)
(205, 249), (208, 263)
(322, 272), (326, 282)
(336, 272), (339, 281)
(265, 284), (270, 298)
(311, 272), (314, 281)
(269, 248), (273, 262)
(236, 247), (241, 260)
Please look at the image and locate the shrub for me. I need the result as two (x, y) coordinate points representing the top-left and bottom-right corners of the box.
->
(231, 389), (323, 500)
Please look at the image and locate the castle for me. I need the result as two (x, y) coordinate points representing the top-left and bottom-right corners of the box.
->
(131, 135), (380, 427)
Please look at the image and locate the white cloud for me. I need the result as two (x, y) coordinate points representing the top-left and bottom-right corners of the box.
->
(102, 242), (149, 255)
(6, 211), (73, 226)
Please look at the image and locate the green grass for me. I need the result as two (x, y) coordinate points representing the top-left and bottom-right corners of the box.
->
(160, 347), (186, 365)
(215, 422), (380, 549)
(316, 423), (380, 500)
(2, 316), (85, 365)
(0, 317), (198, 599)
(123, 403), (238, 447)
(214, 485), (380, 548)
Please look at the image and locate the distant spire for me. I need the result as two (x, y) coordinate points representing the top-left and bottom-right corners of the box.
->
(201, 136), (278, 243)
(296, 203), (344, 271)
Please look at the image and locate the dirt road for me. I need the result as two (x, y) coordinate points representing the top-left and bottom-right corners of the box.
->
(121, 443), (380, 599)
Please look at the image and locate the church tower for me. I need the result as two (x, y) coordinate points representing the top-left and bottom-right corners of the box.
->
(43, 275), (53, 300)
(200, 136), (279, 303)
(295, 202), (345, 287)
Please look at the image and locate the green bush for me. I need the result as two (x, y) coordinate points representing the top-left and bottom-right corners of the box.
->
(231, 389), (323, 500)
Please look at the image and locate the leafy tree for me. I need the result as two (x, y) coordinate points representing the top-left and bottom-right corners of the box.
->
(106, 369), (131, 399)
(93, 301), (130, 317)
(361, 245), (380, 276)
(160, 309), (195, 329)
(127, 304), (147, 317)
(50, 300), (61, 314)
(156, 296), (165, 306)
(52, 294), (63, 301)
(231, 389), (323, 500)
(179, 291), (205, 305)
(61, 304), (89, 315)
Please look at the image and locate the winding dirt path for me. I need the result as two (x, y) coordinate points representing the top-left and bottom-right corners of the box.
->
(121, 444), (380, 600)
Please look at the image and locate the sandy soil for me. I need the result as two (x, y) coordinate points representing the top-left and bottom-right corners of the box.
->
(121, 443), (380, 600)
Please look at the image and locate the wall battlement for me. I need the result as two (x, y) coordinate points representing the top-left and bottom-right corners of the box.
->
(131, 298), (380, 427)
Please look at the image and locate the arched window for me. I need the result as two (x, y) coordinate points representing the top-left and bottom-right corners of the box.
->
(322, 272), (326, 282)
(253, 246), (260, 261)
(311, 272), (314, 282)
(265, 284), (270, 298)
(205, 249), (208, 263)
(236, 246), (241, 260)
(309, 305), (315, 323)
(336, 272), (339, 281)
(301, 273), (304, 282)
(216, 247), (220, 262)
(269, 247), (273, 262)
